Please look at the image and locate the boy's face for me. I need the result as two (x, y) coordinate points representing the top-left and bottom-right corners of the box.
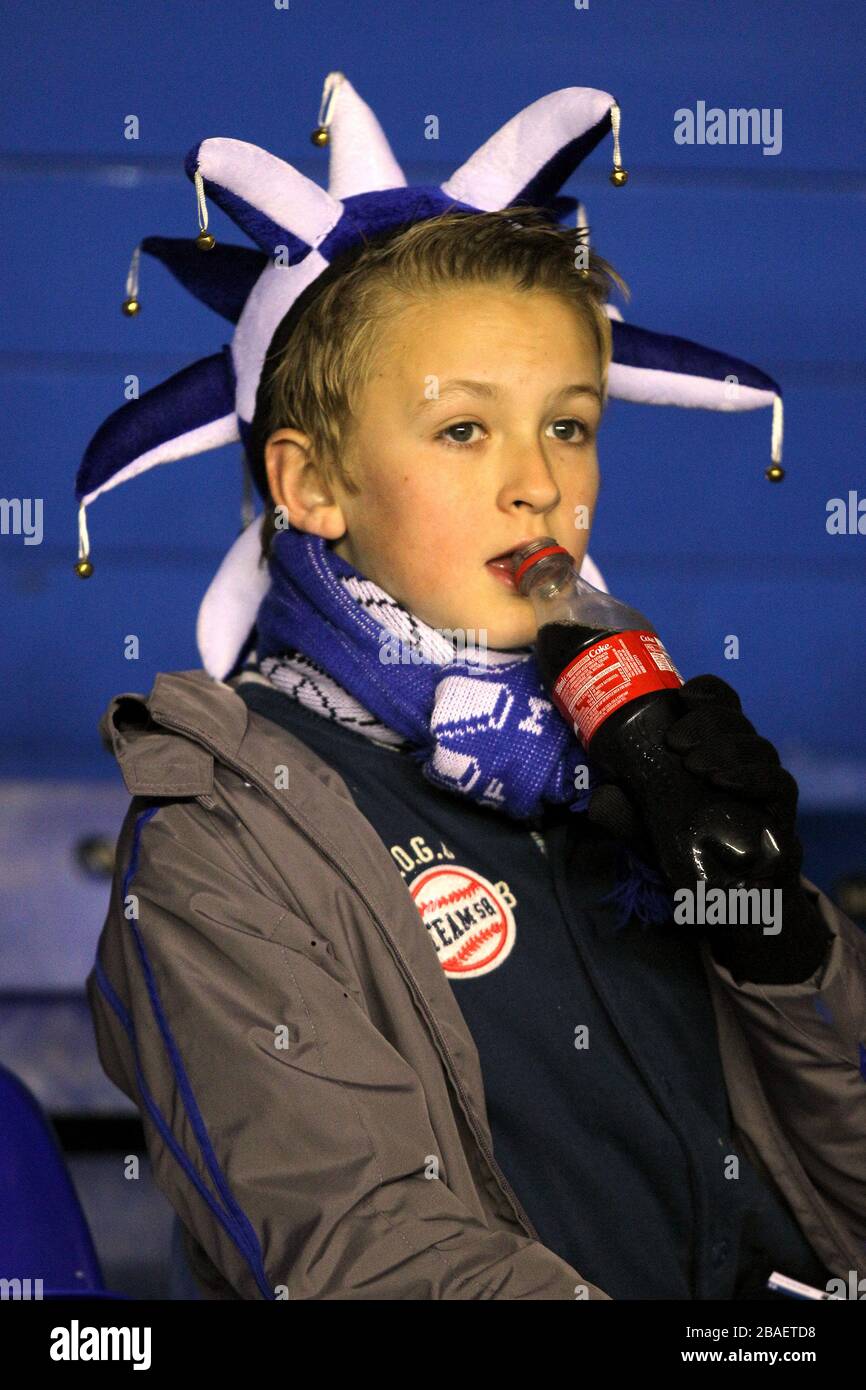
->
(268, 285), (604, 650)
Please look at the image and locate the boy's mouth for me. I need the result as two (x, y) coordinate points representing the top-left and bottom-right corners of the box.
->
(484, 538), (540, 590)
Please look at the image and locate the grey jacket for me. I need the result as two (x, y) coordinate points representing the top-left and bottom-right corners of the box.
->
(86, 669), (866, 1299)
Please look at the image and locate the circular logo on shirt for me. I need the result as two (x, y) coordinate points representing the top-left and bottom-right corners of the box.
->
(408, 864), (516, 978)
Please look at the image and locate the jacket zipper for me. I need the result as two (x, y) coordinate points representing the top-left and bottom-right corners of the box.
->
(153, 711), (544, 1245)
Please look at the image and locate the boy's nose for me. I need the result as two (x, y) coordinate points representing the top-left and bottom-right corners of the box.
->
(499, 447), (562, 508)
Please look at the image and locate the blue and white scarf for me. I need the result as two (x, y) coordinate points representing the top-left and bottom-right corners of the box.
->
(252, 525), (674, 929)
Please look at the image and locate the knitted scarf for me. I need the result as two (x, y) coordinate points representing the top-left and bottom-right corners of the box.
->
(251, 526), (675, 929)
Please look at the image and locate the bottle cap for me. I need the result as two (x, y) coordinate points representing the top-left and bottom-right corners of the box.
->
(512, 542), (571, 590)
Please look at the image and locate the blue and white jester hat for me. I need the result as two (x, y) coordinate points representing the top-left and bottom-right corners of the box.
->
(75, 72), (785, 682)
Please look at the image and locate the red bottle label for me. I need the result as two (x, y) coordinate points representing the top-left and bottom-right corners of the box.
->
(551, 629), (684, 744)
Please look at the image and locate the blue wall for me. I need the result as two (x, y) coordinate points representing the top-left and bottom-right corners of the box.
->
(2, 0), (864, 799)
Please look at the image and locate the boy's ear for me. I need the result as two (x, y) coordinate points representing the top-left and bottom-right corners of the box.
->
(264, 428), (346, 540)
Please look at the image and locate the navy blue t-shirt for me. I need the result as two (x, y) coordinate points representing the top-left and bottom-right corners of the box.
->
(236, 676), (833, 1301)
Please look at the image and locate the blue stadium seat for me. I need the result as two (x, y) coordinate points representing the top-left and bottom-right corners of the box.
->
(0, 1062), (129, 1300)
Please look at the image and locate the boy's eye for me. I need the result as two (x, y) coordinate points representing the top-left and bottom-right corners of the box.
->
(438, 421), (483, 447)
(436, 419), (591, 448)
(548, 418), (590, 444)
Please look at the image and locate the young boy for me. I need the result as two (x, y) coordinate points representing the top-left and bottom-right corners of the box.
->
(81, 80), (866, 1301)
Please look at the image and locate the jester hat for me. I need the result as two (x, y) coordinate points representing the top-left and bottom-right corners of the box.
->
(75, 72), (784, 681)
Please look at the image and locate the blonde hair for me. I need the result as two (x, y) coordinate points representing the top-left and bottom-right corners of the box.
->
(251, 205), (627, 559)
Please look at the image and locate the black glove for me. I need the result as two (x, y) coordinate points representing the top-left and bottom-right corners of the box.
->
(586, 674), (831, 984)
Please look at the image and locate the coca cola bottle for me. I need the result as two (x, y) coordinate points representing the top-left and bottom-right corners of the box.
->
(511, 537), (783, 888)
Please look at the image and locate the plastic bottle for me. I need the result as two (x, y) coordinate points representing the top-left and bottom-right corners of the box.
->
(511, 538), (783, 888)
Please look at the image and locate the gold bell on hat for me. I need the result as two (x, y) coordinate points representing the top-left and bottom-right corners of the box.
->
(193, 170), (216, 251)
(75, 503), (93, 577)
(121, 244), (142, 315)
(310, 72), (344, 150)
(765, 397), (785, 481)
(608, 101), (629, 186)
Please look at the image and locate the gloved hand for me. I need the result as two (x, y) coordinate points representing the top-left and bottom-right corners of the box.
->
(586, 673), (831, 983)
